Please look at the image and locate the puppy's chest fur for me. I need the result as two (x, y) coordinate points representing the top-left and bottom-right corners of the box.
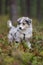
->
(16, 27), (32, 40)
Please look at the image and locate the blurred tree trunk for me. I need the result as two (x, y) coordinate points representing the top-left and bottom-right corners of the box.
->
(41, 0), (43, 19)
(18, 0), (30, 17)
(37, 0), (41, 21)
(18, 0), (24, 17)
(37, 0), (43, 21)
(25, 0), (30, 17)
(30, 0), (37, 18)
(0, 0), (2, 14)
(2, 0), (5, 14)
(5, 0), (8, 14)
(9, 0), (18, 24)
(22, 0), (26, 16)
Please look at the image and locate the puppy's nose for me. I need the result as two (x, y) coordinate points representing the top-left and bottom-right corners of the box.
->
(19, 27), (22, 30)
(16, 41), (18, 43)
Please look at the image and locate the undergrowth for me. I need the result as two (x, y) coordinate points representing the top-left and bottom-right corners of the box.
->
(0, 16), (43, 65)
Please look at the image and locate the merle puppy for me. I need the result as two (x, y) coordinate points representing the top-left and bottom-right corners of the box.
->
(7, 17), (32, 49)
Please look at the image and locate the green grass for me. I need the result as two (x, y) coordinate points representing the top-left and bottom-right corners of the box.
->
(0, 15), (43, 65)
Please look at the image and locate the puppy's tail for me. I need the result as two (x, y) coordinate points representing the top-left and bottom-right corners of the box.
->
(7, 20), (13, 28)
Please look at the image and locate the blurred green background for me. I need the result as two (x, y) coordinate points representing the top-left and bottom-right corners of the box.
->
(0, 0), (43, 22)
(0, 0), (43, 65)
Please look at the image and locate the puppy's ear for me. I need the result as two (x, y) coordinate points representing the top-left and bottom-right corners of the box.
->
(25, 17), (32, 25)
(26, 17), (32, 22)
(17, 17), (22, 22)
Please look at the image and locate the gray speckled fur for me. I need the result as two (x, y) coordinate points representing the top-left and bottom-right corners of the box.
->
(7, 17), (32, 49)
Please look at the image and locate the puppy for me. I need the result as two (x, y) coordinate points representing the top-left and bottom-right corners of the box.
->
(16, 17), (32, 49)
(7, 17), (32, 49)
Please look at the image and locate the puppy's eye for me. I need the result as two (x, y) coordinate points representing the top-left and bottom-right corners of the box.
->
(23, 23), (25, 25)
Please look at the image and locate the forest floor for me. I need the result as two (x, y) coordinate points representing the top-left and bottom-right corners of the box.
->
(0, 16), (43, 65)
